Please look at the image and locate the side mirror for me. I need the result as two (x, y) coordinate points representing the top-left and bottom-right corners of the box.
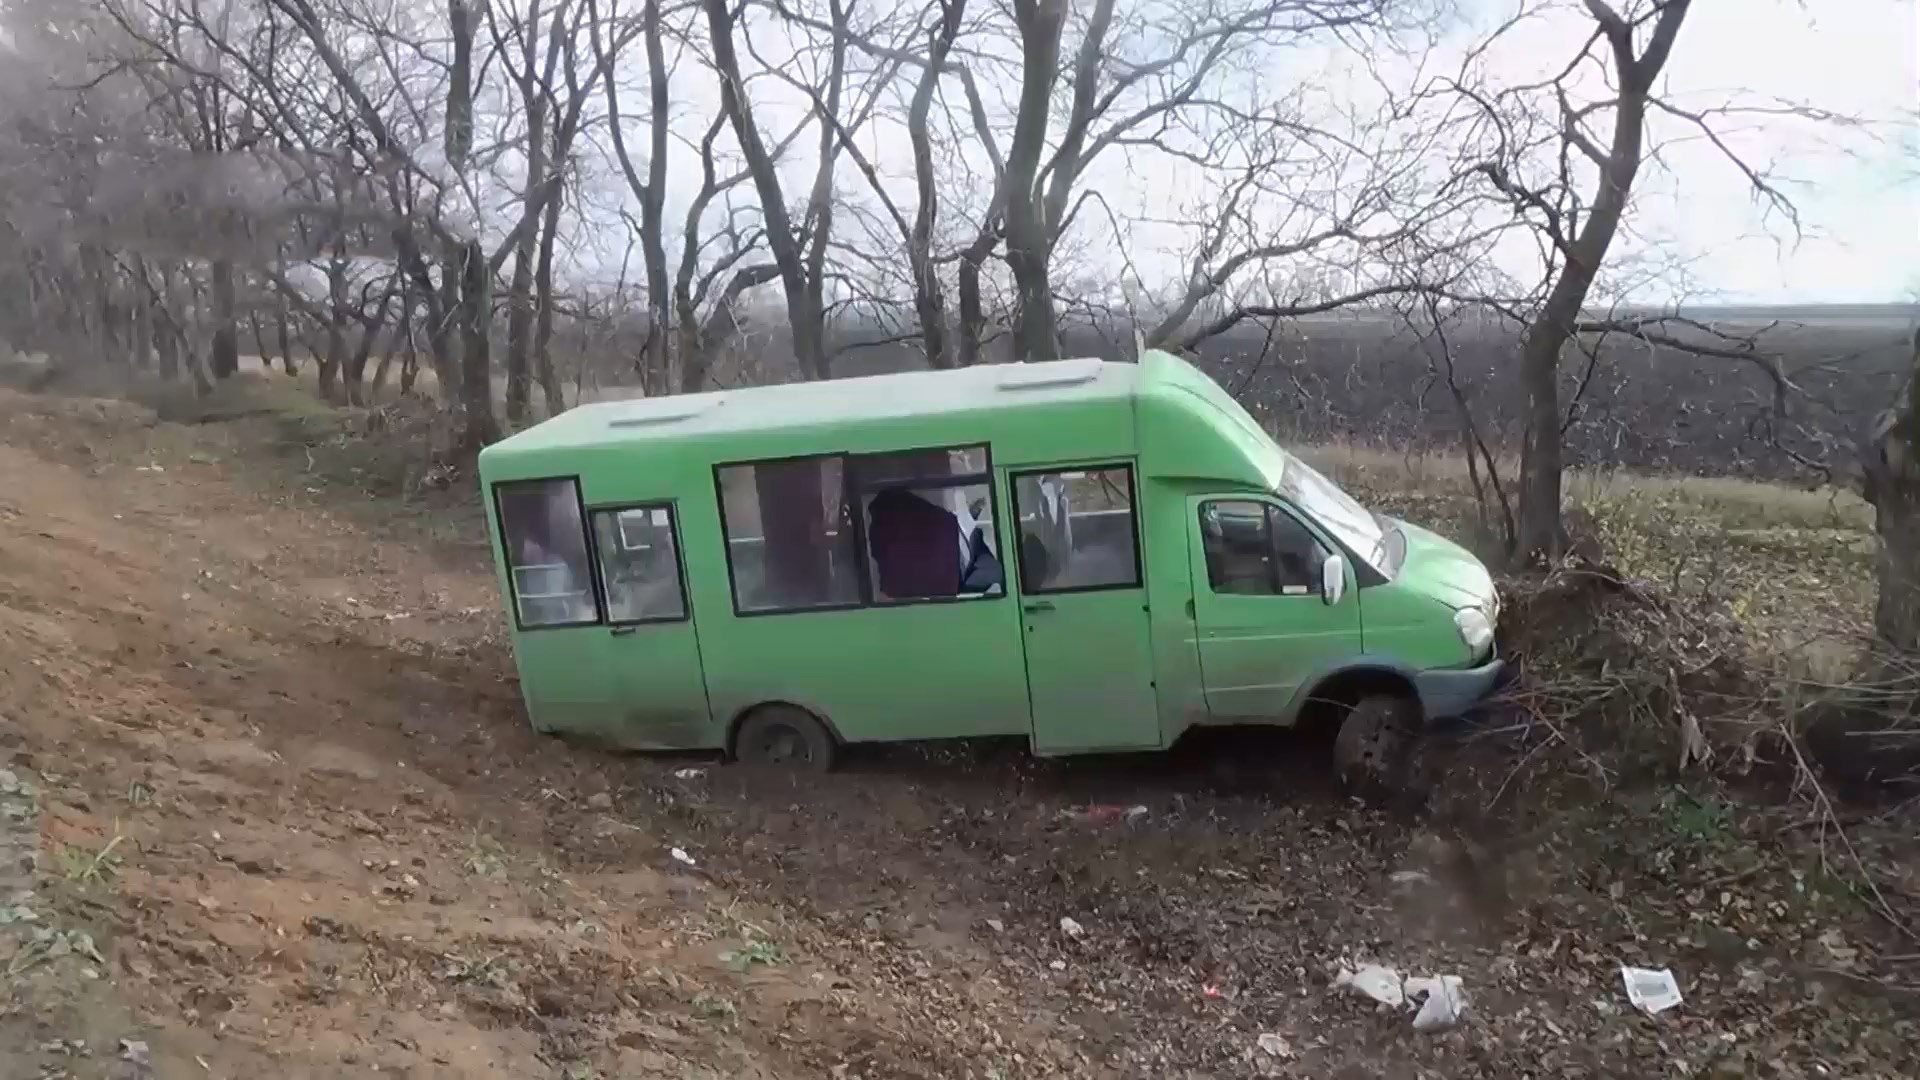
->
(1321, 553), (1347, 606)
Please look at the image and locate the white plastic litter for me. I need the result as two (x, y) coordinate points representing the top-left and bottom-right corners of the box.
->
(1620, 965), (1683, 1014)
(673, 768), (707, 780)
(1059, 916), (1085, 940)
(669, 847), (697, 868)
(1255, 1033), (1294, 1058)
(1407, 974), (1468, 1031)
(1335, 962), (1470, 1031)
(1334, 962), (1406, 1006)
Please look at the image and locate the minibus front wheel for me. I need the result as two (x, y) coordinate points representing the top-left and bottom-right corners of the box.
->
(731, 704), (836, 772)
(1333, 694), (1419, 800)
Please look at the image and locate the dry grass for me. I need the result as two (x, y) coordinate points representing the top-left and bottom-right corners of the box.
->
(1297, 439), (1871, 532)
(1296, 439), (1878, 678)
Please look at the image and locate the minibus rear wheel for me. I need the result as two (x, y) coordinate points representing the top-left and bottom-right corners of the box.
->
(732, 704), (836, 772)
(1333, 694), (1417, 800)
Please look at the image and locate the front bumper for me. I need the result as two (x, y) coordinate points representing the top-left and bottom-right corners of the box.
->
(1413, 655), (1508, 723)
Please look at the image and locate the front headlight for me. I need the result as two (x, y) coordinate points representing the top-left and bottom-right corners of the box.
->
(1454, 606), (1494, 654)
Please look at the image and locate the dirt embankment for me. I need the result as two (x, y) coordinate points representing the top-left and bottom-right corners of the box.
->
(0, 385), (1914, 1078)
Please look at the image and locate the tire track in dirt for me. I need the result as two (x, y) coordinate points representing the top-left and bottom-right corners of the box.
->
(0, 390), (1069, 1079)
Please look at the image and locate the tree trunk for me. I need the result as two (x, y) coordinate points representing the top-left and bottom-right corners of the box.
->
(504, 4), (550, 426)
(956, 248), (989, 367)
(78, 244), (114, 366)
(276, 287), (296, 375)
(1866, 329), (1920, 657)
(702, 0), (827, 380)
(209, 260), (239, 380)
(319, 256), (349, 403)
(504, 240), (537, 423)
(457, 238), (500, 451)
(344, 314), (387, 408)
(679, 263), (778, 393)
(639, 0), (673, 393)
(249, 312), (273, 371)
(1510, 1), (1688, 563)
(152, 261), (182, 381)
(372, 286), (409, 401)
(676, 306), (707, 394)
(436, 240), (464, 399)
(1513, 322), (1571, 561)
(907, 2), (962, 370)
(1005, 243), (1056, 364)
(154, 320), (181, 381)
(533, 173), (566, 416)
(1003, 0), (1068, 364)
(398, 303), (421, 396)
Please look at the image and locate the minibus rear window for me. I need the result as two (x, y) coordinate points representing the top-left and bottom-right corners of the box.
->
(495, 477), (599, 628)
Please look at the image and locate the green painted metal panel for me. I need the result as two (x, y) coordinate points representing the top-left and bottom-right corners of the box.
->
(1186, 494), (1363, 721)
(1010, 463), (1162, 753)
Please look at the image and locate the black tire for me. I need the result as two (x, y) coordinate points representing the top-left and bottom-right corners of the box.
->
(731, 704), (836, 771)
(1334, 694), (1420, 802)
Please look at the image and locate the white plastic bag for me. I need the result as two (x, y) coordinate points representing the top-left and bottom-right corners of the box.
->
(1620, 965), (1683, 1014)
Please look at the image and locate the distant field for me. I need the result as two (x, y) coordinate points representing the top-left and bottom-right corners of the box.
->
(810, 306), (1918, 481)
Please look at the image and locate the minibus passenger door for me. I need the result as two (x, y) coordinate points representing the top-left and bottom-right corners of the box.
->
(499, 493), (711, 749)
(1186, 495), (1362, 720)
(580, 505), (712, 746)
(1009, 465), (1162, 753)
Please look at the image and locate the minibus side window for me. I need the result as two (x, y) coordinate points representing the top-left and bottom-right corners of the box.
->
(716, 457), (863, 613)
(852, 445), (1002, 602)
(1012, 466), (1142, 594)
(589, 506), (688, 623)
(1265, 508), (1326, 591)
(495, 477), (600, 628)
(1199, 499), (1323, 596)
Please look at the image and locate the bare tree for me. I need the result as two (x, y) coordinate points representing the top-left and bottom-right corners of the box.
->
(594, 0), (674, 393)
(1489, 0), (1689, 553)
(702, 0), (827, 377)
(494, 0), (609, 422)
(1866, 328), (1920, 655)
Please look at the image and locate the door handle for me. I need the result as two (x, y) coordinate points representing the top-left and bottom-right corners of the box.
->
(610, 625), (638, 637)
(1022, 600), (1056, 614)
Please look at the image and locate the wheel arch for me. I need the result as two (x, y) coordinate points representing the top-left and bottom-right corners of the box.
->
(725, 699), (844, 756)
(1285, 662), (1421, 729)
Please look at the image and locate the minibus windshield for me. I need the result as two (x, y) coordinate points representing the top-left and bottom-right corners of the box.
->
(1277, 456), (1404, 577)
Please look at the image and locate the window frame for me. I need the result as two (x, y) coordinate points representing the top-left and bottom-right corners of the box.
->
(491, 475), (604, 632)
(1198, 497), (1327, 598)
(585, 500), (694, 627)
(1009, 461), (1146, 596)
(847, 442), (1007, 610)
(710, 442), (1009, 618)
(712, 450), (866, 619)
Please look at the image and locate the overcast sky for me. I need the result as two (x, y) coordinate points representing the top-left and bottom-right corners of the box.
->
(1614, 0), (1918, 304)
(567, 0), (1918, 309)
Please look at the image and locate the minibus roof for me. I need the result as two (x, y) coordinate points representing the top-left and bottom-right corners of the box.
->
(481, 351), (1291, 493)
(487, 356), (1139, 456)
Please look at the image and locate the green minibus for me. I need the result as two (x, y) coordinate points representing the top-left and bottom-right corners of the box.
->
(478, 350), (1504, 789)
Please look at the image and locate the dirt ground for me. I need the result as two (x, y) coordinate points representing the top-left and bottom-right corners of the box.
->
(0, 384), (1915, 1079)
